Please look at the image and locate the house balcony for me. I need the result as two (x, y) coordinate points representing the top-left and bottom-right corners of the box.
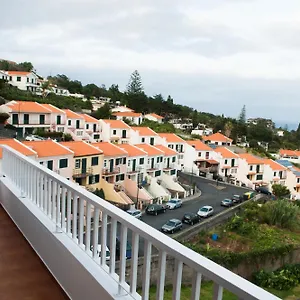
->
(0, 145), (280, 300)
(73, 167), (93, 178)
(102, 167), (120, 176)
(126, 166), (142, 174)
(163, 163), (176, 171)
(146, 163), (160, 172)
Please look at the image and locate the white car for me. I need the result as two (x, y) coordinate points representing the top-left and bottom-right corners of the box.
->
(25, 135), (45, 141)
(197, 206), (214, 218)
(126, 209), (142, 219)
(166, 199), (182, 210)
(90, 245), (110, 261)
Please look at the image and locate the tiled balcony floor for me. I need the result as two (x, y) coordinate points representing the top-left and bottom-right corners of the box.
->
(0, 205), (69, 300)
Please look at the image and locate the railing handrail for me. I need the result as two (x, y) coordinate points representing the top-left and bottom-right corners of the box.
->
(0, 145), (280, 300)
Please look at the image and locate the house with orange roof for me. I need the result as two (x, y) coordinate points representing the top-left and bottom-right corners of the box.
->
(0, 70), (8, 81)
(237, 153), (265, 188)
(23, 140), (74, 180)
(112, 111), (143, 125)
(81, 114), (101, 142)
(144, 113), (164, 124)
(263, 159), (287, 190)
(211, 147), (239, 180)
(135, 144), (164, 178)
(184, 140), (218, 175)
(92, 142), (127, 184)
(99, 119), (131, 144)
(202, 132), (233, 146)
(129, 126), (158, 145)
(157, 133), (186, 166)
(154, 144), (179, 176)
(0, 101), (52, 137)
(278, 149), (300, 163)
(63, 109), (86, 141)
(111, 105), (134, 113)
(4, 70), (39, 93)
(60, 141), (103, 191)
(39, 103), (67, 133)
(0, 139), (37, 171)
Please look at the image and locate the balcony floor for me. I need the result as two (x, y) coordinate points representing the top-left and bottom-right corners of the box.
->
(0, 205), (69, 300)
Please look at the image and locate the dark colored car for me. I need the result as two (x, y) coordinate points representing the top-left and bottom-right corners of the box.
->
(116, 237), (132, 260)
(161, 219), (183, 234)
(255, 186), (271, 195)
(232, 194), (242, 204)
(182, 212), (201, 225)
(145, 204), (166, 215)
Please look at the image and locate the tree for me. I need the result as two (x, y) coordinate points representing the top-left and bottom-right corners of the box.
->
(93, 188), (105, 200)
(272, 184), (290, 198)
(108, 84), (122, 103)
(126, 70), (143, 94)
(191, 110), (200, 128)
(91, 103), (111, 119)
(238, 105), (246, 124)
(18, 61), (34, 72)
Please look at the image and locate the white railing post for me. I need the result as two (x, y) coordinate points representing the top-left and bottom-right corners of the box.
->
(66, 190), (72, 235)
(92, 208), (100, 260)
(172, 260), (183, 300)
(109, 218), (117, 275)
(47, 178), (52, 216)
(61, 187), (67, 230)
(56, 183), (61, 226)
(85, 203), (91, 252)
(78, 198), (84, 246)
(213, 283), (223, 300)
(156, 250), (167, 300)
(72, 195), (78, 240)
(191, 271), (202, 300)
(130, 232), (139, 296)
(100, 212), (108, 266)
(142, 241), (152, 300)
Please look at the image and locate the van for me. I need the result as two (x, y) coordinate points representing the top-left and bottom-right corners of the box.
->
(243, 192), (255, 200)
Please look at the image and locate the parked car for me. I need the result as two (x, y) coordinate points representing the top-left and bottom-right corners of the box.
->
(145, 204), (166, 215)
(221, 199), (233, 207)
(25, 134), (45, 141)
(166, 199), (182, 210)
(161, 219), (182, 234)
(255, 186), (271, 195)
(90, 245), (111, 261)
(197, 206), (214, 218)
(232, 194), (242, 204)
(126, 209), (142, 219)
(182, 212), (201, 225)
(116, 238), (132, 260)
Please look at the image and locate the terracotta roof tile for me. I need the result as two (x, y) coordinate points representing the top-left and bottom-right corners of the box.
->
(23, 140), (73, 158)
(154, 145), (177, 156)
(158, 133), (185, 143)
(214, 147), (239, 158)
(186, 140), (212, 151)
(132, 127), (158, 136)
(263, 159), (287, 171)
(202, 133), (233, 143)
(92, 142), (127, 157)
(0, 139), (36, 158)
(135, 144), (164, 156)
(40, 103), (64, 114)
(239, 153), (263, 164)
(279, 149), (299, 157)
(7, 71), (30, 76)
(60, 141), (102, 157)
(118, 144), (147, 157)
(112, 112), (142, 117)
(6, 101), (52, 113)
(102, 119), (131, 129)
(81, 114), (98, 123)
(62, 109), (84, 119)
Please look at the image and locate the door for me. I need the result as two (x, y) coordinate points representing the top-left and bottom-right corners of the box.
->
(39, 114), (45, 124)
(82, 158), (87, 174)
(47, 160), (53, 170)
(231, 159), (235, 167)
(24, 114), (29, 124)
(132, 159), (136, 172)
(150, 137), (154, 145)
(122, 130), (126, 138)
(57, 115), (61, 125)
(167, 158), (170, 168)
(93, 124), (97, 132)
(151, 158), (154, 169)
(12, 114), (18, 125)
(109, 159), (114, 172)
(76, 120), (80, 129)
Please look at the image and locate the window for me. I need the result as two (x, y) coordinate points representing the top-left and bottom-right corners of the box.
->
(27, 78), (29, 83)
(122, 157), (126, 164)
(23, 114), (29, 124)
(154, 170), (161, 177)
(86, 124), (89, 129)
(57, 115), (61, 125)
(9, 76), (12, 81)
(57, 127), (64, 132)
(116, 174), (125, 182)
(157, 157), (160, 163)
(273, 172), (277, 177)
(68, 120), (71, 126)
(91, 156), (99, 166)
(122, 130), (126, 138)
(225, 159), (228, 164)
(47, 160), (53, 170)
(250, 166), (253, 171)
(198, 152), (201, 157)
(113, 130), (117, 135)
(104, 160), (107, 168)
(89, 174), (100, 185)
(75, 159), (81, 169)
(172, 156), (176, 163)
(160, 157), (163, 162)
(12, 114), (18, 125)
(128, 159), (131, 167)
(150, 137), (154, 145)
(94, 134), (100, 139)
(141, 137), (145, 143)
(256, 174), (263, 180)
(39, 114), (45, 124)
(17, 76), (21, 82)
(116, 158), (120, 165)
(139, 158), (144, 165)
(59, 158), (68, 168)
(170, 169), (176, 175)
(76, 131), (83, 136)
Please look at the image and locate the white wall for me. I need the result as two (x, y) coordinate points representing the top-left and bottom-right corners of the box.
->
(8, 72), (38, 91)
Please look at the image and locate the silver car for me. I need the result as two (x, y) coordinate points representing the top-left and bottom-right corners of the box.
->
(126, 209), (142, 219)
(161, 219), (182, 234)
(197, 206), (214, 218)
(166, 199), (182, 210)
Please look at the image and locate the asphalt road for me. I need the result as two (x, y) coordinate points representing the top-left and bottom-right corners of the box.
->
(141, 173), (250, 231)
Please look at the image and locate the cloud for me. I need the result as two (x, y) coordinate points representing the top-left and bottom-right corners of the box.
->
(1, 0), (300, 122)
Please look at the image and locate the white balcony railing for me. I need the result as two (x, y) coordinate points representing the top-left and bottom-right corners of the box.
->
(0, 145), (279, 300)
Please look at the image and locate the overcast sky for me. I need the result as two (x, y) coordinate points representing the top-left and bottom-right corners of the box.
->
(1, 0), (300, 127)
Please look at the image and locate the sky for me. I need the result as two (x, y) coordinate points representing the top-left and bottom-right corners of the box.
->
(1, 0), (300, 128)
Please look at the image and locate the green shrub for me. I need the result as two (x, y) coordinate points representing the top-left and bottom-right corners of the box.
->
(226, 215), (258, 235)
